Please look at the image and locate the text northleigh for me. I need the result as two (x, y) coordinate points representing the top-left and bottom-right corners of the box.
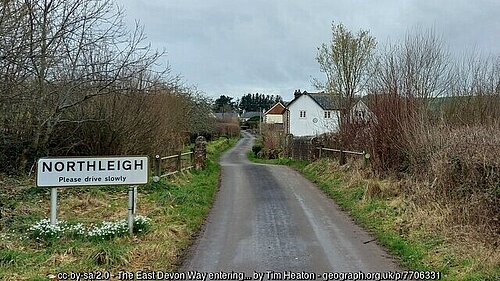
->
(41, 159), (145, 173)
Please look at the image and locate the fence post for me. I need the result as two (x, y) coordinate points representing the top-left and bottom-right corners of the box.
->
(177, 151), (182, 172)
(154, 155), (160, 177)
(195, 136), (207, 170)
(339, 148), (346, 165)
(363, 151), (370, 168)
(190, 148), (194, 167)
(318, 145), (323, 159)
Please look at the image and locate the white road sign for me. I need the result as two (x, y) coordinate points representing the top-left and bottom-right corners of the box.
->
(37, 156), (149, 187)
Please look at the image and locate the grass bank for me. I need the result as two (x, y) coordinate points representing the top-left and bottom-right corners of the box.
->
(0, 137), (237, 280)
(248, 151), (499, 281)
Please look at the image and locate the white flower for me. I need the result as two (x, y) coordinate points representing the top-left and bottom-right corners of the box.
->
(29, 215), (151, 241)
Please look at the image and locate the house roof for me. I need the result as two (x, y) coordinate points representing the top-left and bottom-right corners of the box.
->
(214, 112), (239, 119)
(308, 93), (342, 110)
(240, 111), (261, 119)
(287, 91), (342, 110)
(264, 102), (286, 115)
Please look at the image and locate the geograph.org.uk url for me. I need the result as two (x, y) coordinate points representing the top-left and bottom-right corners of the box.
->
(260, 270), (442, 281)
(87, 270), (443, 281)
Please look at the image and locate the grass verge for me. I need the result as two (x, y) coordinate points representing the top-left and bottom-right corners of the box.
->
(248, 151), (499, 281)
(0, 137), (237, 280)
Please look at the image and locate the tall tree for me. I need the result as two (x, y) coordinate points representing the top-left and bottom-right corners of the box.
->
(0, 0), (164, 171)
(213, 95), (236, 112)
(238, 93), (281, 112)
(315, 22), (376, 127)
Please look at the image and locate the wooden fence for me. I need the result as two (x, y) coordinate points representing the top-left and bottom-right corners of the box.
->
(284, 135), (370, 167)
(151, 135), (208, 179)
(317, 146), (370, 167)
(153, 151), (194, 178)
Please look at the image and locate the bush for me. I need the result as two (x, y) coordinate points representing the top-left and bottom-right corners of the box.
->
(245, 116), (261, 129)
(257, 125), (286, 159)
(252, 144), (263, 155)
(425, 125), (500, 230)
(216, 118), (240, 138)
(258, 148), (281, 159)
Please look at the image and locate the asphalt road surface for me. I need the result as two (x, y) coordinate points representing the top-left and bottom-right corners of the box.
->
(182, 131), (401, 274)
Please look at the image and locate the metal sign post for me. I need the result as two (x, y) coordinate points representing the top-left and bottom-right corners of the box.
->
(128, 186), (135, 236)
(50, 187), (57, 225)
(133, 186), (137, 214)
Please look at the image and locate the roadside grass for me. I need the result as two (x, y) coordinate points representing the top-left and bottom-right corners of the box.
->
(247, 150), (309, 170)
(0, 137), (237, 280)
(248, 151), (499, 281)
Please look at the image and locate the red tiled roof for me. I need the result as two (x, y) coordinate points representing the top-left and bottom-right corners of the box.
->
(265, 102), (286, 115)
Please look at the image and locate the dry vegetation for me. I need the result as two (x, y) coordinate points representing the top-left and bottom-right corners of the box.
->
(258, 27), (499, 280)
(314, 29), (500, 248)
(215, 116), (241, 138)
(0, 2), (226, 277)
(0, 0), (217, 175)
(301, 158), (500, 280)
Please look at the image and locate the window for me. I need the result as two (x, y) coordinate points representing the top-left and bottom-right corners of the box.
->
(324, 111), (331, 118)
(299, 110), (306, 118)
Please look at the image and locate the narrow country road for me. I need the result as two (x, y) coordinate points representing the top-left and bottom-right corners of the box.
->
(182, 131), (401, 274)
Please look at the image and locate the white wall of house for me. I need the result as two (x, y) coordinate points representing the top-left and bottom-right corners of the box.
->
(288, 95), (339, 136)
(265, 114), (283, 123)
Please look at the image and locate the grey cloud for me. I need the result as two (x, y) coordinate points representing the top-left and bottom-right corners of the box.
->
(120, 0), (500, 100)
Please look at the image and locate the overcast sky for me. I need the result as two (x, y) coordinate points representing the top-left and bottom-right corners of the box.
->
(120, 0), (500, 101)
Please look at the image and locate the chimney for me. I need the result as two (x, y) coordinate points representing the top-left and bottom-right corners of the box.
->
(294, 89), (302, 99)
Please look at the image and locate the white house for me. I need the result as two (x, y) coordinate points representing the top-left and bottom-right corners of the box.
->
(264, 102), (286, 124)
(284, 90), (374, 136)
(284, 91), (341, 136)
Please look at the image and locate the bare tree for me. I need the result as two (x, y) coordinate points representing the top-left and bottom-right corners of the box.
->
(444, 53), (500, 125)
(0, 0), (165, 171)
(315, 22), (376, 129)
(370, 29), (451, 106)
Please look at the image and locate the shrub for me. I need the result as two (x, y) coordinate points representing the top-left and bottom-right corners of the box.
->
(258, 125), (286, 159)
(425, 125), (500, 229)
(252, 144), (263, 155)
(258, 148), (281, 159)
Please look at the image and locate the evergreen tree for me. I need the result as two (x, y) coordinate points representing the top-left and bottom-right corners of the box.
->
(238, 93), (282, 112)
(213, 95), (236, 112)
